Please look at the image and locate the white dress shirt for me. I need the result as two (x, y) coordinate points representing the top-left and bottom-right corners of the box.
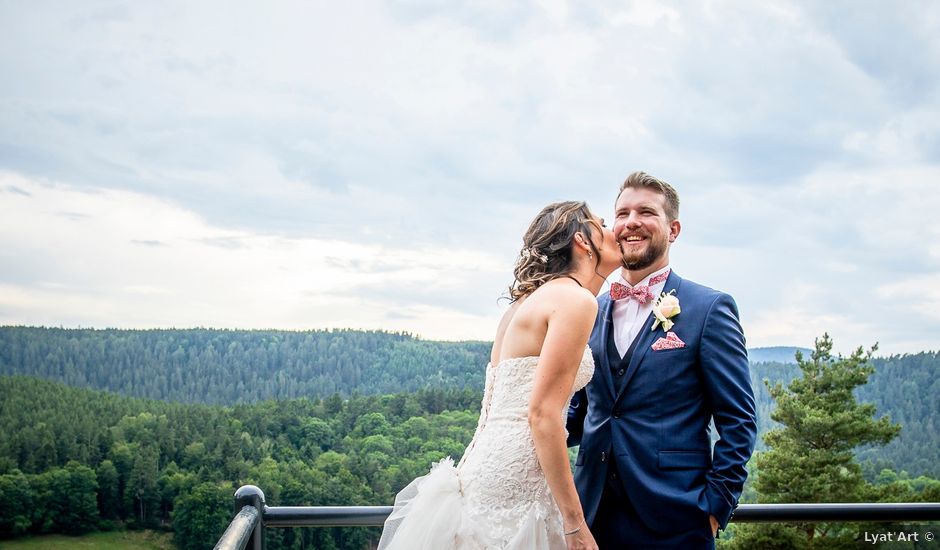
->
(611, 265), (671, 357)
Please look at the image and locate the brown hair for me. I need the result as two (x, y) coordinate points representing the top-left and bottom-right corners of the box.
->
(619, 171), (680, 221)
(508, 201), (603, 302)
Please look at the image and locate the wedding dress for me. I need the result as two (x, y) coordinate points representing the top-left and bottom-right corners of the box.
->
(378, 347), (595, 549)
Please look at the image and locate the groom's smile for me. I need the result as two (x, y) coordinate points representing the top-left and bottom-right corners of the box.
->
(619, 233), (649, 253)
(621, 234), (648, 245)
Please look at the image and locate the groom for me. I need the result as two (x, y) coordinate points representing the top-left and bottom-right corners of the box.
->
(567, 172), (757, 548)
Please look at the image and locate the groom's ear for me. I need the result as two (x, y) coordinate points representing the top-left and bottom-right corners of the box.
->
(668, 219), (681, 243)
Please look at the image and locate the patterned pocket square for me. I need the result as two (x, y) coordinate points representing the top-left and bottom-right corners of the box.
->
(651, 331), (685, 350)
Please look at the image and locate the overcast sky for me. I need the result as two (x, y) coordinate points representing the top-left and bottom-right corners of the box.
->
(1, 1), (938, 355)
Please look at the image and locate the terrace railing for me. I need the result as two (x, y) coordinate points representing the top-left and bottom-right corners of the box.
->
(214, 484), (940, 550)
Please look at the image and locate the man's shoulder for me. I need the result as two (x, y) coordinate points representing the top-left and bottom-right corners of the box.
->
(681, 278), (723, 295)
(674, 275), (736, 307)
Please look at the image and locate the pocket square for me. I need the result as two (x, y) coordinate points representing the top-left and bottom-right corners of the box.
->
(651, 331), (685, 350)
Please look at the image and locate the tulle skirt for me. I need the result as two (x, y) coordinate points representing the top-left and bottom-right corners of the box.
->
(377, 458), (566, 550)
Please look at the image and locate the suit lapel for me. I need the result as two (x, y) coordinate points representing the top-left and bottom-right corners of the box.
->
(596, 297), (617, 401)
(614, 271), (684, 405)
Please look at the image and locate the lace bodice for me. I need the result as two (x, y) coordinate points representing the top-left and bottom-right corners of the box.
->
(455, 347), (595, 543)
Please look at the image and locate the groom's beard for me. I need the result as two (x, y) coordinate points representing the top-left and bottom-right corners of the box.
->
(620, 233), (668, 270)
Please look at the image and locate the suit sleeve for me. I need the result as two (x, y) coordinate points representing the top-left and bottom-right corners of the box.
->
(700, 293), (757, 529)
(566, 387), (587, 447)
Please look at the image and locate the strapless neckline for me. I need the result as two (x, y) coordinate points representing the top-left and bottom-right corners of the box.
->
(489, 346), (591, 370)
(488, 355), (538, 369)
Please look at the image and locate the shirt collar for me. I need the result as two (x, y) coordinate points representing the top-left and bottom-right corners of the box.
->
(617, 265), (671, 288)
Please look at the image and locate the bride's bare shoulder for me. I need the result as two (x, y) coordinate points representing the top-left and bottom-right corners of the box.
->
(491, 282), (596, 362)
(530, 280), (598, 313)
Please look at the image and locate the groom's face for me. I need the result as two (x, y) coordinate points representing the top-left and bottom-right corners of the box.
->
(613, 187), (677, 271)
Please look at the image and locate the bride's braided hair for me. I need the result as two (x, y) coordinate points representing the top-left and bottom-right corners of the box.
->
(509, 201), (602, 302)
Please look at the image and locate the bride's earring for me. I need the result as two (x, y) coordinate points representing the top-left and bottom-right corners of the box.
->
(576, 234), (592, 259)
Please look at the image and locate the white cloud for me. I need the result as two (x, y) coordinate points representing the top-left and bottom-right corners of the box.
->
(672, 163), (940, 354)
(0, 173), (506, 340)
(607, 2), (682, 32)
(1, 1), (939, 354)
(878, 274), (940, 323)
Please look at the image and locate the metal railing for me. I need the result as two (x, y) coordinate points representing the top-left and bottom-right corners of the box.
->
(214, 485), (940, 550)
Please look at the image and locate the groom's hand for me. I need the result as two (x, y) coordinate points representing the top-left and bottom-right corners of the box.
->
(709, 515), (719, 538)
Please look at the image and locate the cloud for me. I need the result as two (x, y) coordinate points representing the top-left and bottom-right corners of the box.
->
(1, 1), (939, 353)
(131, 240), (166, 247)
(4, 185), (31, 196)
(55, 211), (92, 221)
(673, 164), (940, 354)
(0, 173), (507, 340)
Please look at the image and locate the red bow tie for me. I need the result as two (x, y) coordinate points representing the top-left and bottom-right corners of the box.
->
(610, 270), (670, 303)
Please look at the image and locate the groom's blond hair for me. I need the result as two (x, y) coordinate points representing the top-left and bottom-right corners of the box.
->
(619, 171), (680, 221)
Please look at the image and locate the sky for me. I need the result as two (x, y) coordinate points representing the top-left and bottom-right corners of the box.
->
(1, 1), (938, 355)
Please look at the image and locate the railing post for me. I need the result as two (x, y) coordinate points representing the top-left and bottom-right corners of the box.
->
(234, 485), (266, 550)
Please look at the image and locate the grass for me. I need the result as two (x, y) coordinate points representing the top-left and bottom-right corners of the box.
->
(0, 530), (174, 550)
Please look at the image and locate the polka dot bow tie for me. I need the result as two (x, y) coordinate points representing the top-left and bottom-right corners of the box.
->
(609, 270), (670, 304)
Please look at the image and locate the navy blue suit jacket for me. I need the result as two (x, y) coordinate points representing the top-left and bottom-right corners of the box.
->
(567, 271), (756, 534)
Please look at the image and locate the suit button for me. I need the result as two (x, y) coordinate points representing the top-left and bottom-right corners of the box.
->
(617, 368), (625, 376)
(610, 471), (618, 480)
(600, 452), (607, 462)
(613, 410), (621, 419)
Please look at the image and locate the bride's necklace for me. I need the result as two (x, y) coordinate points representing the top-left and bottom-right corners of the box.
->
(561, 274), (583, 287)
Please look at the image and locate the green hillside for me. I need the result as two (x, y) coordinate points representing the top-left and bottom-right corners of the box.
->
(748, 352), (940, 478)
(0, 326), (490, 404)
(1, 327), (937, 478)
(0, 375), (479, 549)
(1, 342), (937, 548)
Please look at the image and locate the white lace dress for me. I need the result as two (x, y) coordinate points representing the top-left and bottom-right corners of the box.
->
(377, 347), (595, 550)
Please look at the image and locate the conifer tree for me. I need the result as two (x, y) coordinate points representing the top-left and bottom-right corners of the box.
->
(728, 334), (901, 549)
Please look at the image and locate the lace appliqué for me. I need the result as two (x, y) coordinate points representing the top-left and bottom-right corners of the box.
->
(455, 348), (595, 545)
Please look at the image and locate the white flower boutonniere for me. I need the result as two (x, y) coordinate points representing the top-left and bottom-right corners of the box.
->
(651, 290), (680, 332)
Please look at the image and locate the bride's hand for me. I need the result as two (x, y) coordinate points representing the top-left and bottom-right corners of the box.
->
(565, 524), (598, 550)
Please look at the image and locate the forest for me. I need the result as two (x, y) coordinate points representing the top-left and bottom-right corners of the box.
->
(1, 327), (938, 548)
(0, 327), (490, 403)
(2, 326), (937, 477)
(0, 375), (481, 549)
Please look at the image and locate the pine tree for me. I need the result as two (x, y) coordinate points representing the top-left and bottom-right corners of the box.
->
(728, 334), (901, 549)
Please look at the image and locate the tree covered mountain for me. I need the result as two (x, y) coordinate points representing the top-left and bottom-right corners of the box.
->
(747, 352), (940, 479)
(2, 326), (937, 477)
(0, 375), (481, 549)
(1, 372), (936, 549)
(0, 326), (491, 404)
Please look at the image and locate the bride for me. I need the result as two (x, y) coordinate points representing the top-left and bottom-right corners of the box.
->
(378, 201), (621, 550)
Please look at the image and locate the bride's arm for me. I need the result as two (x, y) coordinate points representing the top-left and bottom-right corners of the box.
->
(528, 285), (597, 546)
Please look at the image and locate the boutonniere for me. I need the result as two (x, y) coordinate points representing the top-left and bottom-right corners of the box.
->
(651, 290), (680, 332)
